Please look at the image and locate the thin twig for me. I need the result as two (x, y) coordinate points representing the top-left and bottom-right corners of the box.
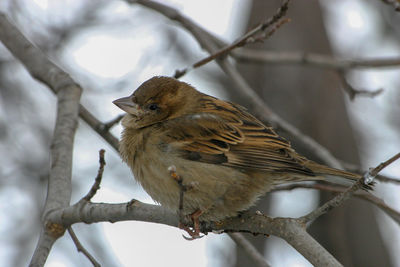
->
(168, 165), (186, 222)
(79, 106), (119, 151)
(300, 180), (363, 225)
(273, 182), (352, 193)
(248, 18), (290, 44)
(357, 189), (400, 226)
(339, 160), (400, 185)
(273, 182), (400, 226)
(375, 175), (400, 184)
(369, 152), (400, 177)
(229, 233), (271, 267)
(300, 153), (400, 225)
(174, 0), (290, 78)
(83, 149), (106, 201)
(168, 165), (202, 239)
(338, 71), (384, 100)
(101, 114), (124, 132)
(68, 227), (101, 267)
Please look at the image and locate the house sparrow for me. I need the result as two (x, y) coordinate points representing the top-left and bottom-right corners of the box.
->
(113, 76), (360, 237)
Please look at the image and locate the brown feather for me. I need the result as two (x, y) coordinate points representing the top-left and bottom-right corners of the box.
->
(160, 95), (316, 176)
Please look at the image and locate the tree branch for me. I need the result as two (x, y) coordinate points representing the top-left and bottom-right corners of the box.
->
(173, 0), (291, 78)
(102, 114), (124, 132)
(79, 105), (119, 151)
(29, 230), (59, 267)
(272, 182), (400, 226)
(300, 153), (400, 225)
(233, 49), (400, 70)
(50, 200), (341, 266)
(228, 233), (271, 267)
(83, 149), (106, 202)
(68, 227), (100, 267)
(0, 13), (84, 266)
(340, 161), (400, 185)
(300, 180), (364, 226)
(337, 71), (384, 100)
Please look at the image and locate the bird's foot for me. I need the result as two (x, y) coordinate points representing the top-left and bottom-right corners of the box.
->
(179, 209), (204, 240)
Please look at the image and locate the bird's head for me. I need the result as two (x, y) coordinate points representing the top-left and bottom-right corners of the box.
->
(113, 76), (201, 129)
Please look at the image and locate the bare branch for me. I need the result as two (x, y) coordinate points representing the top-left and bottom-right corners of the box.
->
(29, 229), (61, 267)
(273, 183), (400, 227)
(68, 227), (101, 267)
(101, 114), (124, 132)
(369, 152), (400, 177)
(338, 71), (384, 100)
(375, 175), (400, 184)
(168, 165), (203, 240)
(0, 13), (83, 266)
(300, 153), (400, 225)
(79, 106), (119, 151)
(174, 1), (291, 78)
(168, 165), (186, 222)
(53, 200), (341, 266)
(357, 189), (400, 226)
(340, 161), (400, 185)
(233, 49), (400, 70)
(83, 149), (106, 202)
(229, 233), (271, 267)
(300, 180), (364, 225)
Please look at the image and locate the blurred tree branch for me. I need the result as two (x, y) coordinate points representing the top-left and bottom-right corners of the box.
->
(173, 0), (291, 78)
(68, 227), (100, 267)
(228, 233), (271, 267)
(233, 48), (400, 70)
(0, 12), (82, 267)
(273, 183), (400, 226)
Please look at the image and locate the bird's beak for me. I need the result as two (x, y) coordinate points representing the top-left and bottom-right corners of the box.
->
(113, 95), (140, 116)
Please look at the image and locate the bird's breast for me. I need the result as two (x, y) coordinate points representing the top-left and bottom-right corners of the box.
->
(119, 126), (274, 221)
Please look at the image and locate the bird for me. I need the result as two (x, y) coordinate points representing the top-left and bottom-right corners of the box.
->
(113, 76), (361, 238)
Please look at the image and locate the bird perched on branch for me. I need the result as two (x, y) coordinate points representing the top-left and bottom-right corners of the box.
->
(114, 76), (361, 238)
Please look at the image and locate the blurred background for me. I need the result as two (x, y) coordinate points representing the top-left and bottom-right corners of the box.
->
(0, 0), (399, 266)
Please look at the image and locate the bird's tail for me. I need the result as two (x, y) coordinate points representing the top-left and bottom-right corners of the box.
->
(305, 161), (361, 186)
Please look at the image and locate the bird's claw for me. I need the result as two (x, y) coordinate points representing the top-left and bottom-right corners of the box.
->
(179, 222), (204, 240)
(182, 233), (204, 241)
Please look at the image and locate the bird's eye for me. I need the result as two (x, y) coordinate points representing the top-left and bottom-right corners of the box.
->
(148, 103), (159, 111)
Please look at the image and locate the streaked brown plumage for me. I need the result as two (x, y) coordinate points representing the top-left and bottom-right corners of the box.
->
(114, 76), (360, 230)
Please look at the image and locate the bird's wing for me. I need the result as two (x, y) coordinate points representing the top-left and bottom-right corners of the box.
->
(161, 96), (315, 176)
